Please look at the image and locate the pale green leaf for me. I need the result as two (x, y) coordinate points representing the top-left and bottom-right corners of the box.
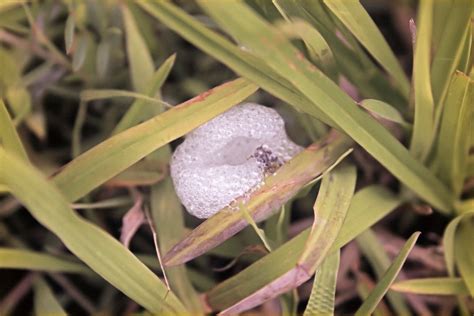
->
(391, 278), (470, 296)
(53, 78), (257, 202)
(80, 89), (168, 107)
(409, 0), (435, 161)
(0, 148), (186, 313)
(323, 0), (409, 96)
(303, 242), (339, 316)
(359, 99), (410, 127)
(0, 99), (28, 161)
(122, 5), (154, 93)
(34, 278), (67, 316)
(197, 0), (453, 213)
(0, 248), (90, 274)
(206, 185), (404, 310)
(455, 218), (474, 296)
(355, 232), (420, 316)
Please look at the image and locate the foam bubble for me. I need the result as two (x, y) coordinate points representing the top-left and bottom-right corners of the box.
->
(170, 103), (303, 219)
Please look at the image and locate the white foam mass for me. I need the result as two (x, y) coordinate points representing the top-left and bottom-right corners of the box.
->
(170, 103), (303, 219)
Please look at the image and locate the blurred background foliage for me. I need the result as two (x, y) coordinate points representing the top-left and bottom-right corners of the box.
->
(0, 0), (473, 315)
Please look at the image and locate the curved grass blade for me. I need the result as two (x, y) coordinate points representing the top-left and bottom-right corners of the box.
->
(151, 178), (203, 313)
(218, 164), (356, 315)
(53, 78), (257, 202)
(454, 218), (474, 296)
(431, 0), (473, 105)
(409, 0), (435, 161)
(359, 99), (410, 128)
(435, 72), (473, 197)
(113, 54), (177, 134)
(323, 0), (410, 96)
(356, 229), (411, 315)
(303, 249), (339, 316)
(391, 278), (470, 296)
(197, 0), (453, 213)
(137, 1), (334, 126)
(0, 99), (28, 161)
(121, 4), (153, 93)
(443, 211), (474, 276)
(80, 89), (168, 107)
(34, 278), (67, 316)
(355, 232), (420, 316)
(0, 248), (90, 274)
(163, 132), (353, 267)
(0, 148), (186, 313)
(206, 185), (404, 311)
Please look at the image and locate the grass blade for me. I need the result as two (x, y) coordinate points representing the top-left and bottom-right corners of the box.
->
(53, 78), (257, 202)
(151, 178), (203, 313)
(431, 0), (473, 105)
(359, 99), (410, 127)
(121, 4), (154, 93)
(356, 230), (411, 315)
(0, 248), (90, 274)
(34, 278), (67, 316)
(435, 72), (473, 197)
(355, 232), (420, 316)
(80, 89), (167, 106)
(197, 0), (453, 213)
(163, 132), (353, 266)
(137, 1), (334, 126)
(218, 164), (356, 315)
(454, 217), (474, 296)
(323, 0), (410, 96)
(391, 278), (470, 296)
(206, 185), (404, 310)
(304, 250), (339, 316)
(409, 0), (435, 161)
(113, 54), (176, 134)
(0, 99), (28, 161)
(0, 148), (186, 313)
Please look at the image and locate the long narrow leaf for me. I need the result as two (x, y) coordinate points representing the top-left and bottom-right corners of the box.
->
(323, 0), (409, 96)
(197, 0), (453, 213)
(34, 278), (67, 316)
(206, 185), (404, 310)
(0, 248), (90, 274)
(391, 278), (470, 296)
(0, 148), (186, 313)
(355, 232), (420, 316)
(53, 78), (257, 202)
(0, 99), (28, 161)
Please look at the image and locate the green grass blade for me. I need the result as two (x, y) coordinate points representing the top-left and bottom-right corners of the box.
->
(121, 4), (153, 93)
(0, 148), (186, 313)
(304, 250), (339, 316)
(391, 278), (470, 295)
(137, 1), (334, 126)
(431, 0), (473, 105)
(0, 99), (28, 161)
(443, 211), (474, 276)
(218, 164), (356, 315)
(409, 0), (435, 161)
(163, 133), (353, 266)
(205, 185), (404, 310)
(356, 230), (411, 315)
(355, 232), (420, 316)
(455, 218), (474, 296)
(198, 0), (453, 213)
(151, 178), (203, 313)
(0, 248), (90, 274)
(113, 54), (177, 134)
(435, 72), (473, 197)
(53, 78), (257, 202)
(34, 278), (67, 316)
(359, 99), (410, 127)
(80, 89), (167, 106)
(323, 0), (409, 96)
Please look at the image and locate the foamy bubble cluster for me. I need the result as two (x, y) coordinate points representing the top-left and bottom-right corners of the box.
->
(170, 103), (303, 219)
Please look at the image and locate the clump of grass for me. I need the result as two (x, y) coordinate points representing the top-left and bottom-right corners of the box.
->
(0, 0), (473, 314)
